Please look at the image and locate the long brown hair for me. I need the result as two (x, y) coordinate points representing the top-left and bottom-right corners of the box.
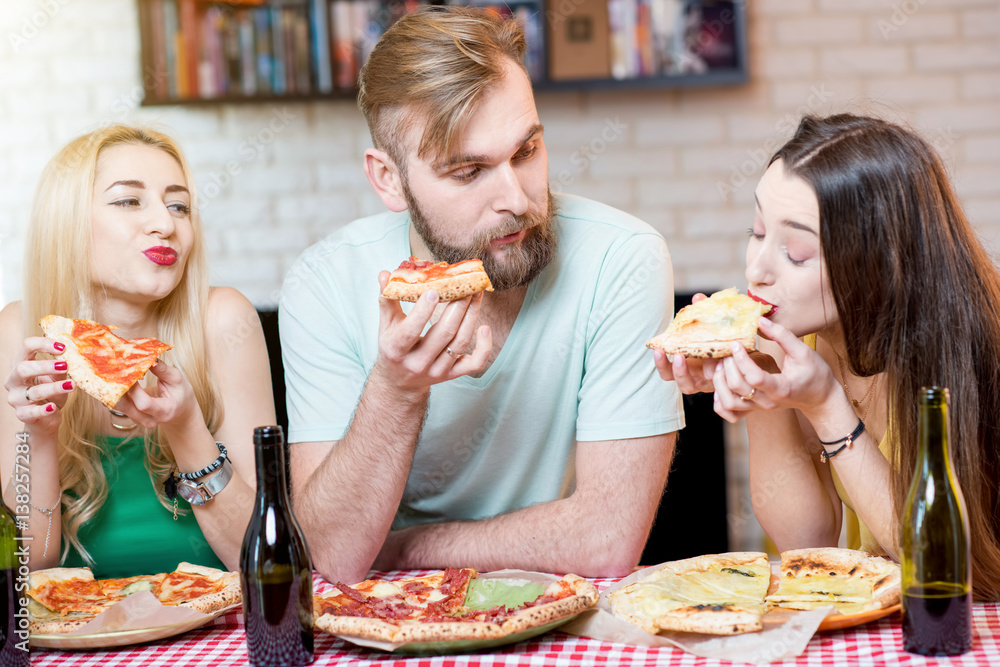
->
(772, 113), (1000, 601)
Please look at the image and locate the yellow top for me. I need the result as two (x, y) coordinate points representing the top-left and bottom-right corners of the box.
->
(804, 334), (891, 557)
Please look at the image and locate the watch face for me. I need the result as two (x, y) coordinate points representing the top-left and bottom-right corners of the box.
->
(177, 481), (206, 506)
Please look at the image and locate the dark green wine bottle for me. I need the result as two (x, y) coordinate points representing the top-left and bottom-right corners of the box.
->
(240, 426), (314, 666)
(901, 387), (972, 655)
(0, 501), (29, 666)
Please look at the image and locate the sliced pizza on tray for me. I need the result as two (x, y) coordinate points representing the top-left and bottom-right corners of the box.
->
(609, 552), (772, 635)
(765, 548), (900, 615)
(27, 562), (241, 634)
(381, 257), (494, 303)
(40, 315), (172, 408)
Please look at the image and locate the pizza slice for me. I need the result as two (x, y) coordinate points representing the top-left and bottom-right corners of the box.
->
(765, 548), (900, 615)
(156, 562), (242, 613)
(609, 552), (771, 635)
(40, 315), (173, 409)
(646, 288), (772, 359)
(26, 567), (118, 634)
(381, 257), (494, 303)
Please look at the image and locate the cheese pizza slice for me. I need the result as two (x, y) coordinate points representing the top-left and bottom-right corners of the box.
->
(765, 548), (900, 615)
(381, 257), (494, 303)
(646, 288), (772, 359)
(609, 552), (772, 635)
(40, 315), (172, 409)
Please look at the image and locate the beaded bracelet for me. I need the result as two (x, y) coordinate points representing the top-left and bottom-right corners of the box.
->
(819, 418), (865, 463)
(176, 442), (228, 480)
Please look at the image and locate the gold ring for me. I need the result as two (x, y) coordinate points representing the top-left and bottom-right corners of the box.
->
(445, 347), (463, 359)
(25, 386), (33, 403)
(740, 387), (757, 402)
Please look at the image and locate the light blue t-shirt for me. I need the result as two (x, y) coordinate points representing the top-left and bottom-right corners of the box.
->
(279, 194), (684, 530)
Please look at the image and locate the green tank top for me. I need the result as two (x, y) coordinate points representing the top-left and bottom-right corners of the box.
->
(63, 435), (226, 578)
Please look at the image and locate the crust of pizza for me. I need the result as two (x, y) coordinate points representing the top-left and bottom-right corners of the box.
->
(39, 315), (171, 408)
(609, 552), (771, 636)
(646, 288), (771, 359)
(382, 271), (493, 303)
(314, 615), (402, 643)
(29, 617), (94, 635)
(765, 548), (901, 614)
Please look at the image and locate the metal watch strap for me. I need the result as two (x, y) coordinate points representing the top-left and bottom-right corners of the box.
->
(178, 458), (234, 505)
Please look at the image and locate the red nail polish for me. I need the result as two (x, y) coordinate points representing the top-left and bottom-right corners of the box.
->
(45, 404), (55, 413)
(54, 342), (65, 352)
(63, 381), (73, 390)
(54, 361), (68, 371)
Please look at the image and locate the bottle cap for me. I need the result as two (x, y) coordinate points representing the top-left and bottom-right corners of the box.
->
(253, 425), (285, 446)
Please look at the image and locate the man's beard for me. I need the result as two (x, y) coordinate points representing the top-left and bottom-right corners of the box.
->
(403, 182), (557, 292)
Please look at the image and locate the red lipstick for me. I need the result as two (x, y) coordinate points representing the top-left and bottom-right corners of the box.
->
(143, 246), (177, 266)
(748, 290), (777, 316)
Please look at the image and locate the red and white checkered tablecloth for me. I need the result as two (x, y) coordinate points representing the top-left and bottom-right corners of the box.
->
(31, 571), (1000, 667)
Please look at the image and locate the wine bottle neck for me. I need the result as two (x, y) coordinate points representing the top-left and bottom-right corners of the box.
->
(253, 442), (291, 505)
(917, 404), (953, 474)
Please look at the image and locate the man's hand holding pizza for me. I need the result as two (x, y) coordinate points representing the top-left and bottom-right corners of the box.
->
(373, 270), (492, 395)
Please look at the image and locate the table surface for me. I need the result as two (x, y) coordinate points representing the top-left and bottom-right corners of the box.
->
(31, 571), (1000, 667)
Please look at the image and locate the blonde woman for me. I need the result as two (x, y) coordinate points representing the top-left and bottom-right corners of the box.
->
(0, 126), (274, 576)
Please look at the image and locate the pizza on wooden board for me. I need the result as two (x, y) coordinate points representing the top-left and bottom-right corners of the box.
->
(313, 567), (599, 643)
(646, 288), (772, 359)
(39, 315), (172, 409)
(609, 549), (901, 636)
(381, 257), (494, 303)
(27, 562), (240, 634)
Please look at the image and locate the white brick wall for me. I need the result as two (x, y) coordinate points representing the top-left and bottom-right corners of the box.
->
(1, 0), (998, 552)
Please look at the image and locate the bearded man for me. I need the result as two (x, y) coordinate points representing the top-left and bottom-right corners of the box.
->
(279, 6), (683, 583)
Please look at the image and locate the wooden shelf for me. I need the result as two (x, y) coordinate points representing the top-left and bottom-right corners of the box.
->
(137, 0), (748, 107)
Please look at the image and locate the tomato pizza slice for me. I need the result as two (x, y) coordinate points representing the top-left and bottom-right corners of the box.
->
(382, 257), (494, 303)
(40, 315), (172, 408)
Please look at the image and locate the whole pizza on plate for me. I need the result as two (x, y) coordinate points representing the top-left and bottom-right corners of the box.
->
(27, 562), (240, 634)
(314, 567), (598, 644)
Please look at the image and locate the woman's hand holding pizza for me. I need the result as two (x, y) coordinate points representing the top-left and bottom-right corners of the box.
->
(4, 337), (74, 436)
(374, 271), (492, 394)
(711, 317), (841, 423)
(114, 361), (199, 430)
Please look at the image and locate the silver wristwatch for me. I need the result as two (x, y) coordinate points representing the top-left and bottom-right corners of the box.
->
(177, 458), (234, 506)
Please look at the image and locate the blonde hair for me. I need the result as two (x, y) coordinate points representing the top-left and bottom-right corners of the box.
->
(23, 125), (223, 564)
(357, 5), (528, 169)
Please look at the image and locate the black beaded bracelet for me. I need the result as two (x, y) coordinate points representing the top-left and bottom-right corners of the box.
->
(176, 442), (228, 480)
(819, 418), (865, 463)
